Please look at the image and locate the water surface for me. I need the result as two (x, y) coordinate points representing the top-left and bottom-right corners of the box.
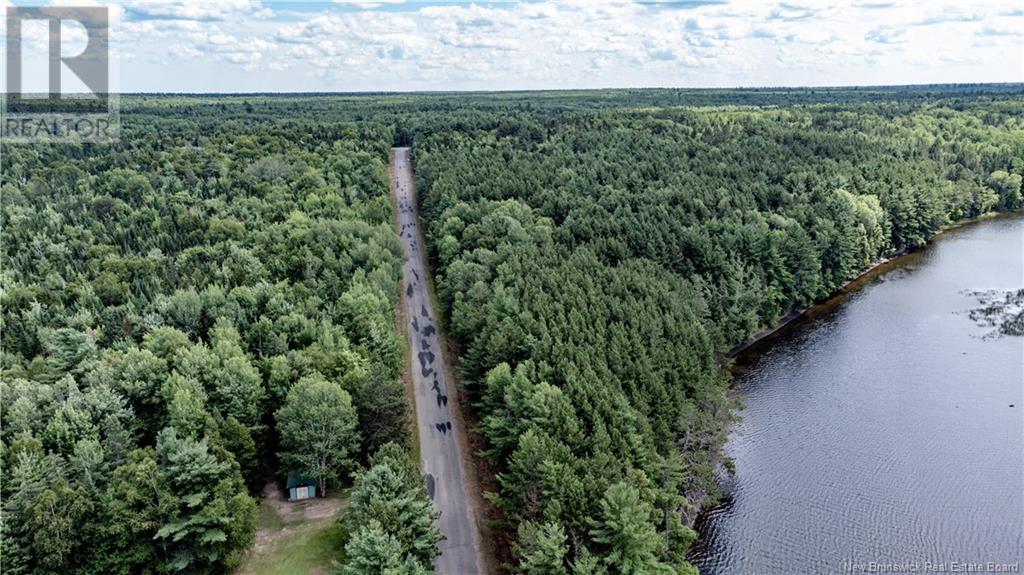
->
(692, 215), (1024, 575)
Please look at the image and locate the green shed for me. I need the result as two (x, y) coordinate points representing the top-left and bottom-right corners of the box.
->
(287, 472), (317, 501)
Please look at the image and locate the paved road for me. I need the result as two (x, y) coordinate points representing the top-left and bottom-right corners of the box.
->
(392, 147), (483, 575)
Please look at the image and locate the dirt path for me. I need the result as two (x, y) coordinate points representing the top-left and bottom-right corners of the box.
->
(261, 481), (343, 524)
(237, 482), (347, 575)
(391, 147), (484, 575)
(250, 482), (344, 554)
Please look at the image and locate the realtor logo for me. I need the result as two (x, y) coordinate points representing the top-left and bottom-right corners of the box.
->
(3, 6), (119, 143)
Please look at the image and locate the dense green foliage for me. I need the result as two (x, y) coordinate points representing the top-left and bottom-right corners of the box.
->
(276, 374), (360, 497)
(339, 443), (443, 575)
(2, 85), (1021, 574)
(0, 106), (412, 573)
(409, 91), (1024, 573)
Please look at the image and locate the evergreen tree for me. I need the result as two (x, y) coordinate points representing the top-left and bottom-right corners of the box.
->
(514, 521), (570, 575)
(589, 483), (673, 575)
(346, 454), (443, 568)
(339, 520), (435, 575)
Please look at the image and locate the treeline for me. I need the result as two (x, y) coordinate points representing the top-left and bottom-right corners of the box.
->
(0, 109), (440, 573)
(411, 95), (1024, 573)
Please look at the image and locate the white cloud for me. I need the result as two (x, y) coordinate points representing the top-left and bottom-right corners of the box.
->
(123, 0), (272, 21)
(978, 24), (1024, 37)
(42, 0), (1019, 92)
(336, 0), (406, 9)
(865, 26), (908, 44)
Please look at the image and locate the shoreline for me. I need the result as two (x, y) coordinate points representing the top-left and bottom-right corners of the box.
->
(690, 208), (1024, 555)
(726, 249), (906, 359)
(725, 209), (1022, 361)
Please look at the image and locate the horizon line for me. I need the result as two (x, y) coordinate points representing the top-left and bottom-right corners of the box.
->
(6, 81), (1024, 97)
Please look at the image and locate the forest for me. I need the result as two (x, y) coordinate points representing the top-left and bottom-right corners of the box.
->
(1, 85), (1022, 575)
(0, 103), (439, 574)
(408, 89), (1024, 574)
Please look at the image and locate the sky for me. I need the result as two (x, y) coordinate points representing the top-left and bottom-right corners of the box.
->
(2, 0), (1022, 93)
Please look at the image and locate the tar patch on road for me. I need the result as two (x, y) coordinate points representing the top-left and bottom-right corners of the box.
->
(425, 473), (435, 500)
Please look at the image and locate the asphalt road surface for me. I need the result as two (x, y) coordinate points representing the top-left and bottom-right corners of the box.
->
(392, 147), (483, 575)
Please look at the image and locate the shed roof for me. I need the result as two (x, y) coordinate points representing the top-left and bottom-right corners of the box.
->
(287, 472), (316, 489)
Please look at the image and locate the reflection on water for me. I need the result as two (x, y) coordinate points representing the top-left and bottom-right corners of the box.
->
(691, 215), (1024, 575)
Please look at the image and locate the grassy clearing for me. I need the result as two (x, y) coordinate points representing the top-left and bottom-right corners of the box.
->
(257, 497), (287, 532)
(237, 484), (349, 575)
(243, 520), (345, 575)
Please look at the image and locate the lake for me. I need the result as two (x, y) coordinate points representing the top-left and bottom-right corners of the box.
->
(691, 214), (1024, 575)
